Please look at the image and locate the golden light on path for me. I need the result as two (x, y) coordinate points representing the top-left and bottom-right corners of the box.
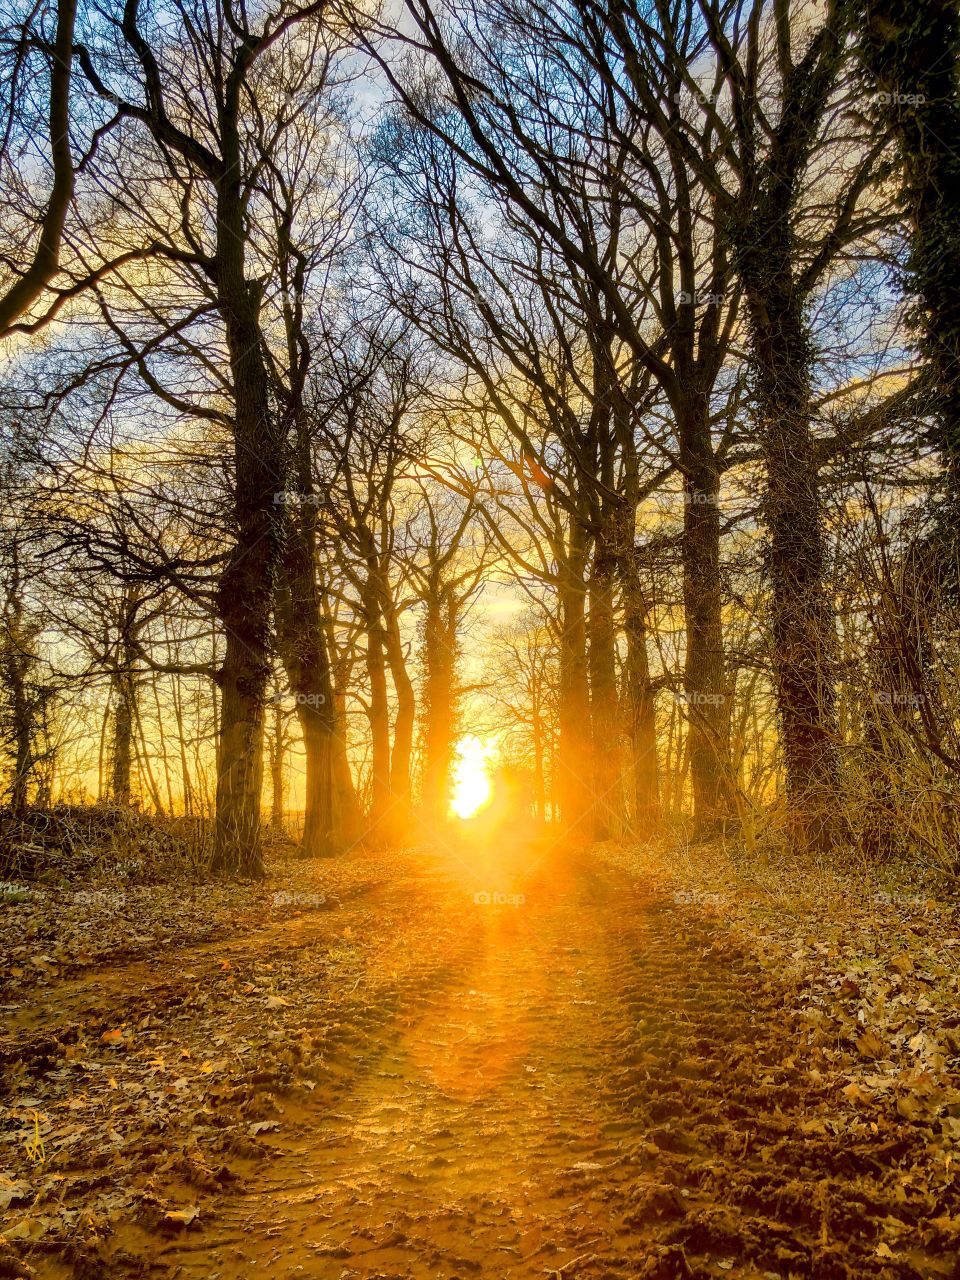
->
(449, 734), (494, 819)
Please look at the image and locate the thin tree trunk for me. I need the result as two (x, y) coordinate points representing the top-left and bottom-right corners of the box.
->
(11, 706), (32, 816)
(383, 597), (415, 840)
(269, 699), (285, 833)
(170, 670), (194, 818)
(110, 674), (133, 806)
(150, 669), (175, 814)
(275, 511), (340, 858)
(621, 555), (659, 830)
(557, 531), (592, 840)
(1, 574), (36, 814)
(587, 525), (623, 839)
(109, 590), (141, 808)
(531, 704), (546, 825)
(678, 396), (734, 836)
(331, 684), (362, 844)
(96, 696), (110, 802)
(319, 587), (363, 845)
(131, 693), (165, 816)
(363, 581), (392, 842)
(421, 591), (457, 828)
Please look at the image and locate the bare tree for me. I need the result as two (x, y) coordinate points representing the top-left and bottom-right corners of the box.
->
(405, 478), (489, 828)
(76, 0), (334, 872)
(363, 0), (745, 837)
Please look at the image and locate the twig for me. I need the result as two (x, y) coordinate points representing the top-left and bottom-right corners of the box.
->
(545, 1243), (600, 1277)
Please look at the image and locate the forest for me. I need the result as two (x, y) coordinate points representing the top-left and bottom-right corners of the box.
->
(0, 0), (959, 1277)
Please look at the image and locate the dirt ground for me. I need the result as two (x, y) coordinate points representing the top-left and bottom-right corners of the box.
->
(1, 839), (959, 1279)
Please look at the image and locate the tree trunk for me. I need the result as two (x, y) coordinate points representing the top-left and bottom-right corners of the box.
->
(269, 700), (285, 834)
(170, 674), (194, 818)
(363, 581), (392, 842)
(298, 709), (334, 850)
(332, 683), (363, 844)
(421, 591), (457, 828)
(2, 581), (36, 815)
(740, 247), (842, 849)
(621, 554), (660, 830)
(110, 675), (133, 807)
(11, 702), (32, 816)
(383, 598), (415, 842)
(275, 510), (340, 858)
(587, 525), (623, 839)
(678, 397), (734, 836)
(210, 172), (279, 877)
(110, 590), (140, 807)
(531, 709), (546, 825)
(556, 529), (593, 840)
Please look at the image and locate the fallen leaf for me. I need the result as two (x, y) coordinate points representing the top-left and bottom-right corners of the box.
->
(842, 1081), (874, 1105)
(247, 1120), (280, 1136)
(856, 1029), (885, 1060)
(896, 1093), (924, 1121)
(6, 1216), (48, 1240)
(0, 1178), (31, 1211)
(162, 1205), (200, 1228)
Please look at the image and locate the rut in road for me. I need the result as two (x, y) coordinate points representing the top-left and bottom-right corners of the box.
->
(138, 844), (953, 1280)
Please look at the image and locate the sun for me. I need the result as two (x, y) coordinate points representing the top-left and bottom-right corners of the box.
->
(450, 735), (494, 819)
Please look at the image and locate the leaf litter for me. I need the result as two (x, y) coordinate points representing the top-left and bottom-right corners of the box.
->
(0, 841), (956, 1279)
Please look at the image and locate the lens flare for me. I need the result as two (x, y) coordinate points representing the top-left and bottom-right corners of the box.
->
(450, 735), (494, 819)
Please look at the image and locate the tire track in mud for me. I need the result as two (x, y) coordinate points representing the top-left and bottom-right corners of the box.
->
(153, 847), (957, 1280)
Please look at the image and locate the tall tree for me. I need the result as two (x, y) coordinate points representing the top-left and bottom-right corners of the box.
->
(852, 0), (960, 546)
(686, 0), (890, 843)
(78, 0), (331, 872)
(406, 481), (488, 829)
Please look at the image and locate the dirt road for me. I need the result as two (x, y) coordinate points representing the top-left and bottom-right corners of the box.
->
(2, 842), (957, 1279)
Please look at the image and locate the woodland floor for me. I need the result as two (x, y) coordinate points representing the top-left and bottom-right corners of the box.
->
(1, 837), (960, 1280)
